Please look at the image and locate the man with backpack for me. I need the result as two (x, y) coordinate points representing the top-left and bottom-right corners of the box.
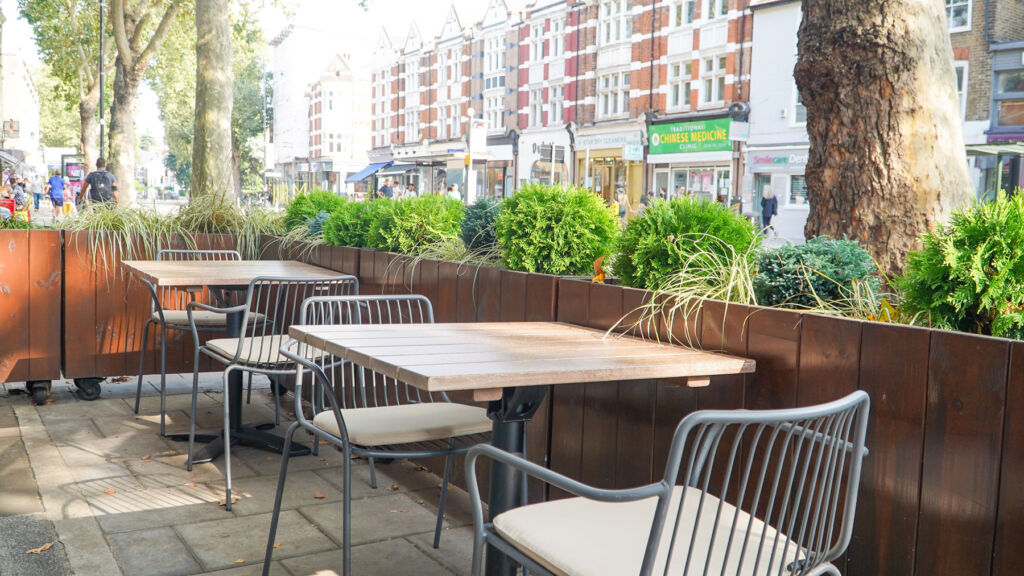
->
(80, 157), (119, 206)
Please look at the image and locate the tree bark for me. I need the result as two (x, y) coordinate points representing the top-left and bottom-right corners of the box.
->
(232, 146), (242, 197)
(79, 85), (100, 173)
(191, 0), (234, 200)
(795, 0), (972, 275)
(109, 59), (139, 204)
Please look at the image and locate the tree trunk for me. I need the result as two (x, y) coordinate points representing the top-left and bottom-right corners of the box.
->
(109, 58), (139, 206)
(79, 86), (100, 172)
(232, 146), (242, 197)
(191, 0), (233, 200)
(794, 0), (972, 275)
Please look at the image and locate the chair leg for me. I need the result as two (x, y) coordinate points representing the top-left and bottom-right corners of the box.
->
(343, 447), (353, 576)
(223, 367), (234, 511)
(368, 457), (378, 489)
(186, 351), (201, 472)
(433, 454), (454, 549)
(262, 421), (300, 576)
(246, 372), (253, 404)
(272, 376), (281, 427)
(133, 320), (152, 415)
(159, 325), (168, 437)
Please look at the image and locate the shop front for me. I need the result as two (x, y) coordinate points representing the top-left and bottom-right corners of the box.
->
(486, 134), (516, 199)
(575, 123), (645, 207)
(743, 145), (810, 237)
(518, 128), (572, 189)
(389, 142), (459, 196)
(647, 117), (735, 206)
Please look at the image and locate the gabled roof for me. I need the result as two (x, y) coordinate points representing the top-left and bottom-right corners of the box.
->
(481, 0), (510, 28)
(438, 5), (463, 41)
(403, 22), (423, 53)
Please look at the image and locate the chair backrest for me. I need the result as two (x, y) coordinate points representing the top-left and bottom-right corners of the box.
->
(148, 249), (244, 314)
(642, 391), (870, 576)
(297, 294), (443, 410)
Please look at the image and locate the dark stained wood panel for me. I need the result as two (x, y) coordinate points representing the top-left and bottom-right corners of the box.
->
(455, 265), (479, 322)
(498, 270), (527, 322)
(797, 314), (862, 406)
(580, 284), (623, 489)
(358, 248), (374, 286)
(993, 342), (1024, 576)
(916, 331), (1009, 576)
(0, 231), (30, 382)
(27, 230), (62, 380)
(525, 274), (558, 322)
(62, 232), (97, 378)
(475, 266), (502, 322)
(550, 281), (591, 495)
(415, 260), (440, 318)
(745, 307), (801, 410)
(435, 262), (459, 323)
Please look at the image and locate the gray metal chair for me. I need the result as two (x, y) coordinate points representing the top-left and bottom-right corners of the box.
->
(185, 275), (359, 504)
(261, 295), (493, 576)
(466, 391), (870, 576)
(133, 249), (242, 436)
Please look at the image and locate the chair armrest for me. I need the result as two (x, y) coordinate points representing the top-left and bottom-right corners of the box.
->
(465, 444), (667, 536)
(279, 338), (352, 445)
(186, 301), (249, 358)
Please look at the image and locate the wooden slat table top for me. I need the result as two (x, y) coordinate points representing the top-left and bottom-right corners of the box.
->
(289, 322), (755, 392)
(122, 260), (341, 287)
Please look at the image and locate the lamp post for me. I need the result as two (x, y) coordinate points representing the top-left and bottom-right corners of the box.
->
(464, 106), (476, 204)
(99, 0), (105, 159)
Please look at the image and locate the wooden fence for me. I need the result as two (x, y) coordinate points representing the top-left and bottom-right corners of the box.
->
(5, 232), (1024, 576)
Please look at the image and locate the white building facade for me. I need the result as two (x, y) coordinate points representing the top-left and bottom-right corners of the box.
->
(1, 52), (41, 171)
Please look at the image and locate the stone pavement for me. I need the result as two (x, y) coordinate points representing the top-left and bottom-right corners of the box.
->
(0, 374), (478, 576)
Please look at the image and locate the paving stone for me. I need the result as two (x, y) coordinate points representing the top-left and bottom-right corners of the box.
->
(0, 403), (21, 438)
(53, 516), (121, 575)
(228, 442), (347, 477)
(36, 397), (135, 424)
(108, 526), (202, 576)
(194, 560), (290, 576)
(0, 437), (45, 516)
(126, 450), (260, 483)
(299, 492), (442, 547)
(312, 458), (441, 497)
(210, 469), (345, 517)
(0, 515), (72, 576)
(409, 526), (476, 576)
(178, 510), (335, 571)
(89, 483), (223, 529)
(280, 538), (453, 576)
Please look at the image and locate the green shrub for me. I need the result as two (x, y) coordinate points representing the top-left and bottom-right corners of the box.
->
(754, 237), (880, 308)
(897, 191), (1024, 339)
(323, 201), (373, 247)
(461, 197), (500, 250)
(494, 183), (618, 275)
(284, 190), (347, 230)
(363, 199), (398, 250)
(615, 197), (760, 289)
(306, 211), (332, 238)
(378, 195), (464, 253)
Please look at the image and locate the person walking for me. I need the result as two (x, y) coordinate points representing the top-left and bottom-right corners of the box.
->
(47, 171), (66, 221)
(30, 175), (43, 211)
(376, 178), (393, 199)
(81, 157), (119, 206)
(760, 184), (778, 237)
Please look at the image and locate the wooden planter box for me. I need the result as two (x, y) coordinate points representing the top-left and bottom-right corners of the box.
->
(0, 229), (62, 383)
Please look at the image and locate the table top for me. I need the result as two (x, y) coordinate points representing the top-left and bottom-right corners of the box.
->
(288, 322), (755, 392)
(122, 260), (342, 287)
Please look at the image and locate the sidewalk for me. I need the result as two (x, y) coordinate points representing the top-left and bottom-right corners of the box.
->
(0, 375), (476, 576)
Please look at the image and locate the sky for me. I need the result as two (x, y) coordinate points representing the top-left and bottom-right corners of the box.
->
(0, 0), (501, 148)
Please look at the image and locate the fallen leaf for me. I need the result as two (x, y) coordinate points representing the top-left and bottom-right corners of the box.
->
(266, 456), (273, 461)
(390, 484), (400, 491)
(218, 495), (240, 506)
(110, 376), (131, 382)
(320, 440), (331, 445)
(185, 482), (198, 488)
(140, 454), (151, 461)
(314, 492), (326, 499)
(26, 542), (53, 554)
(234, 558), (245, 564)
(273, 543), (281, 549)
(415, 465), (429, 472)
(104, 489), (116, 495)
(399, 509), (408, 513)
(319, 458), (327, 462)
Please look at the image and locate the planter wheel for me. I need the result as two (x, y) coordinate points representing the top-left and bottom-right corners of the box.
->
(26, 381), (51, 406)
(73, 378), (104, 401)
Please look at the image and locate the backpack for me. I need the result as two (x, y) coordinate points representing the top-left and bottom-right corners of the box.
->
(89, 171), (116, 202)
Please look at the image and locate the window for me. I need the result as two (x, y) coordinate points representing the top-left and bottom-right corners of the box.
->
(600, 0), (631, 45)
(404, 61), (418, 92)
(438, 51), (448, 85)
(705, 0), (728, 20)
(551, 19), (565, 58)
(954, 61), (967, 119)
(789, 175), (808, 206)
(668, 62), (692, 109)
(673, 0), (695, 26)
(438, 106), (448, 139)
(328, 91), (333, 111)
(598, 71), (630, 117)
(404, 110), (419, 141)
(486, 96), (503, 131)
(794, 85), (807, 124)
(530, 25), (544, 61)
(449, 104), (460, 137)
(701, 56), (726, 104)
(448, 49), (459, 84)
(550, 85), (564, 125)
(945, 0), (970, 31)
(994, 68), (1024, 127)
(485, 36), (506, 91)
(530, 88), (544, 127)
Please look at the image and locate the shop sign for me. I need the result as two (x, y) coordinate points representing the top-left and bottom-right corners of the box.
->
(648, 118), (733, 155)
(622, 144), (644, 161)
(575, 131), (643, 150)
(749, 150), (809, 173)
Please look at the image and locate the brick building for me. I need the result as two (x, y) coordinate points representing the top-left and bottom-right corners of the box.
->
(307, 54), (371, 194)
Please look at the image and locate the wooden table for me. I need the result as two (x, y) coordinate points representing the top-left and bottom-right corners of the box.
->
(122, 259), (343, 462)
(288, 321), (755, 575)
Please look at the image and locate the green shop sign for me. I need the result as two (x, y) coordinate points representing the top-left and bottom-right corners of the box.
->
(648, 118), (733, 155)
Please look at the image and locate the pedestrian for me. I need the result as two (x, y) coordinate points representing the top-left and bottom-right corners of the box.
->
(30, 175), (43, 211)
(407, 183), (416, 197)
(638, 191), (652, 216)
(377, 178), (393, 199)
(616, 189), (631, 225)
(47, 171), (66, 220)
(448, 183), (461, 202)
(80, 157), (119, 206)
(760, 184), (778, 237)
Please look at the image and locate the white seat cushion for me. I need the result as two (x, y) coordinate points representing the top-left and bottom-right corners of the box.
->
(155, 310), (264, 328)
(205, 335), (302, 365)
(493, 486), (814, 576)
(312, 402), (491, 446)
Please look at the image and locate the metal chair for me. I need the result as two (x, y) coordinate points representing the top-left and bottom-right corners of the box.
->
(466, 391), (870, 576)
(261, 295), (493, 576)
(133, 249), (242, 436)
(185, 275), (359, 501)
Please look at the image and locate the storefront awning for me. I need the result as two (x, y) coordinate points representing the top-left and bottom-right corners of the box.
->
(377, 164), (417, 176)
(345, 161), (391, 183)
(966, 143), (1024, 156)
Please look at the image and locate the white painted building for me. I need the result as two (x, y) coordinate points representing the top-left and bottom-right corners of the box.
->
(307, 54), (371, 194)
(1, 51), (41, 171)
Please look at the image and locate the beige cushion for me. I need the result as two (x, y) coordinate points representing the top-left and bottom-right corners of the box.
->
(493, 486), (814, 576)
(312, 402), (491, 446)
(155, 310), (264, 328)
(205, 335), (303, 365)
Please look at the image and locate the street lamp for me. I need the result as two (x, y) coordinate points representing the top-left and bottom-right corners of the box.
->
(464, 106), (476, 204)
